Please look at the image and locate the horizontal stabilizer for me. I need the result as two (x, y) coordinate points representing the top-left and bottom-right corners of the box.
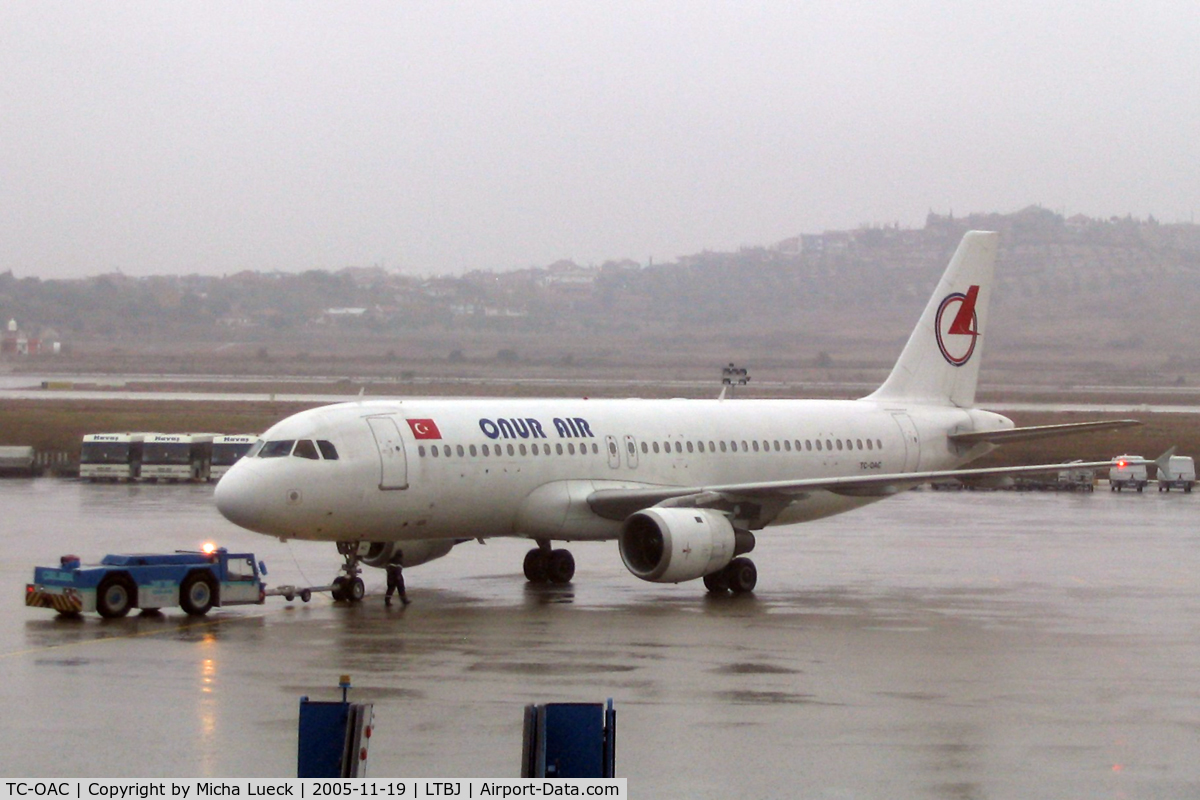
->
(948, 419), (1141, 446)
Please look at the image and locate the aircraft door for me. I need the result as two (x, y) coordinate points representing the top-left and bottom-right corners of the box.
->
(366, 416), (409, 490)
(623, 435), (639, 469)
(890, 412), (921, 472)
(605, 436), (621, 469)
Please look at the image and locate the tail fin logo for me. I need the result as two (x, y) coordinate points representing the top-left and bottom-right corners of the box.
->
(935, 285), (980, 366)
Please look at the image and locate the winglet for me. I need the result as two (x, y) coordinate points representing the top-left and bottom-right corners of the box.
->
(1154, 447), (1178, 475)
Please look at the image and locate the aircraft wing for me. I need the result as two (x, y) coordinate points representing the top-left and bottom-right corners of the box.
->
(948, 419), (1140, 445)
(586, 459), (1130, 523)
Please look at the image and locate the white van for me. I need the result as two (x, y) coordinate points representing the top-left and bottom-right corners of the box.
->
(1057, 460), (1096, 492)
(1109, 455), (1148, 492)
(1157, 455), (1196, 493)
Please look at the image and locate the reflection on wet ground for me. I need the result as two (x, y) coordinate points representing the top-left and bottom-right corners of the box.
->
(2, 479), (1199, 797)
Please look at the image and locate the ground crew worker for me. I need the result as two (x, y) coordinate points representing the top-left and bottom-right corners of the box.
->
(385, 554), (410, 606)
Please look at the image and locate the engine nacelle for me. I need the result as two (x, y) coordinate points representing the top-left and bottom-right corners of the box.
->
(360, 539), (458, 569)
(619, 508), (740, 583)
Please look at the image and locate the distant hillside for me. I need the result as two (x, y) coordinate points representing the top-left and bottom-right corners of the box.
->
(3, 206), (1199, 386)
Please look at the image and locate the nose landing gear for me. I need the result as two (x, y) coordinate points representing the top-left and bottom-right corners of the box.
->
(331, 541), (366, 602)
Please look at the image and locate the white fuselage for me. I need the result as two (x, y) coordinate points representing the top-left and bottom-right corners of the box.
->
(215, 397), (1004, 544)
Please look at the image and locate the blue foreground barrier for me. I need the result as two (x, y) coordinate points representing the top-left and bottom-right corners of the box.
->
(298, 675), (375, 778)
(521, 699), (616, 778)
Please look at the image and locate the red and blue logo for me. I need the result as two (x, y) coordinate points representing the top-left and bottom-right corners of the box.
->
(935, 285), (980, 367)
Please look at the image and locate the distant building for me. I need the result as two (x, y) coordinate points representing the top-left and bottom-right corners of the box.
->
(540, 260), (599, 289)
(317, 308), (369, 324)
(1, 318), (54, 356)
(774, 236), (800, 254)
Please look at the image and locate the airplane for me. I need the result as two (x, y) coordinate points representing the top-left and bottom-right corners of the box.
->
(215, 231), (1138, 601)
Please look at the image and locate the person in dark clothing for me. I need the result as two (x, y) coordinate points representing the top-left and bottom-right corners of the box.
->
(384, 555), (410, 606)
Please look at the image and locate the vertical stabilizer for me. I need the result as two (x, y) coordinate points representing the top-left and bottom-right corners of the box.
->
(866, 231), (999, 408)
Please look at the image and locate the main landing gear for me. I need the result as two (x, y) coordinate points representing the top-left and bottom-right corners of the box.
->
(331, 541), (366, 603)
(703, 557), (758, 595)
(523, 540), (575, 585)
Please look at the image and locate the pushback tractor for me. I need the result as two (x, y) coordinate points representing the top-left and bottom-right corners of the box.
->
(25, 546), (268, 618)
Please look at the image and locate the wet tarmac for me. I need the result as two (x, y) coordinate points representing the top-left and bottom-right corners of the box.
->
(4, 478), (1200, 798)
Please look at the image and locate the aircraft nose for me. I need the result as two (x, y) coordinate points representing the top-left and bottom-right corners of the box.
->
(215, 465), (269, 532)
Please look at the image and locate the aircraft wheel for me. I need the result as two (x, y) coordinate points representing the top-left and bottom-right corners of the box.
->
(347, 577), (365, 603)
(523, 548), (549, 583)
(726, 557), (758, 594)
(703, 570), (730, 594)
(331, 576), (348, 602)
(180, 573), (216, 616)
(300, 589), (312, 602)
(546, 549), (575, 584)
(96, 575), (135, 618)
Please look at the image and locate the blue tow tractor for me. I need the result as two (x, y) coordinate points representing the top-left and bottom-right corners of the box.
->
(25, 546), (282, 618)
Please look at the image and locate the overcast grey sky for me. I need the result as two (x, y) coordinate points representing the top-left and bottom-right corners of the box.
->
(2, 2), (1198, 278)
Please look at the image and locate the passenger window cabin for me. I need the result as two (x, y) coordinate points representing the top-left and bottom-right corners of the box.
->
(406, 430), (874, 463)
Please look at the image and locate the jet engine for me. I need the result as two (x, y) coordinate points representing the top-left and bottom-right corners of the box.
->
(618, 508), (751, 583)
(361, 539), (458, 569)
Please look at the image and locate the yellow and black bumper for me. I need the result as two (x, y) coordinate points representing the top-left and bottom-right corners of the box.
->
(26, 584), (84, 614)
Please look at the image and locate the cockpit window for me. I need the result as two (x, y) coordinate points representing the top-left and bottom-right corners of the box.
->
(317, 440), (339, 460)
(246, 440), (266, 458)
(259, 440), (295, 458)
(292, 439), (320, 460)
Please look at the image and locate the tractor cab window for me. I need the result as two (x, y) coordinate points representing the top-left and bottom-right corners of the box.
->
(228, 557), (257, 581)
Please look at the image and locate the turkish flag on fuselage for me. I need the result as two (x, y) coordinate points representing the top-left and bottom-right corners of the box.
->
(406, 418), (442, 439)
